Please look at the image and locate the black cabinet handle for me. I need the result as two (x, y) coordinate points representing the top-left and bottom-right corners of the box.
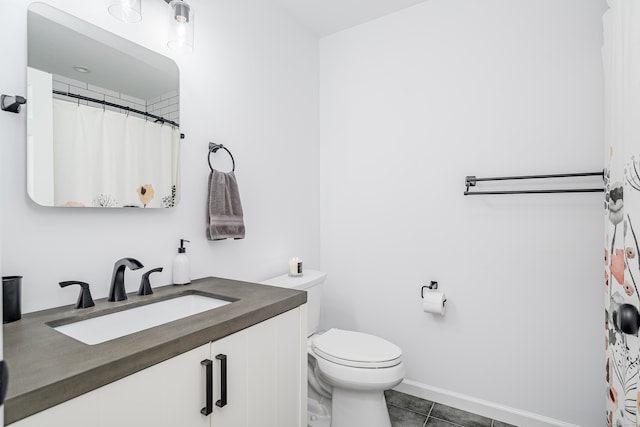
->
(200, 359), (213, 416)
(215, 354), (227, 408)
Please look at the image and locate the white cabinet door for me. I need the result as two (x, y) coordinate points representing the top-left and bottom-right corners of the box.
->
(8, 387), (100, 427)
(246, 306), (305, 427)
(212, 306), (305, 427)
(94, 343), (211, 427)
(209, 330), (247, 427)
(11, 344), (211, 427)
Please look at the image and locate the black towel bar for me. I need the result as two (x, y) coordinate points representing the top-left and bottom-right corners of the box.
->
(464, 171), (605, 195)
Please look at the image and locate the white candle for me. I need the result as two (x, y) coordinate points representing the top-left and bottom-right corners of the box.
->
(289, 258), (302, 276)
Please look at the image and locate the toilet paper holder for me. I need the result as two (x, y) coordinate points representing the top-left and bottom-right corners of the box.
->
(421, 281), (439, 297)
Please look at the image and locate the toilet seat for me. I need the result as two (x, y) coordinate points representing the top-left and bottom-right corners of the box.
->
(311, 328), (402, 368)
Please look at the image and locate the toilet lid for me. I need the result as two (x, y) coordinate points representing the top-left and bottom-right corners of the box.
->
(311, 329), (402, 368)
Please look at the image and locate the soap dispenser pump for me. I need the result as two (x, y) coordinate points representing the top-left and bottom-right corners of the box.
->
(173, 239), (191, 285)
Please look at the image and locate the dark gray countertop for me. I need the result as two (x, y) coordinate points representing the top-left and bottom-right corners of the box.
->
(3, 276), (306, 424)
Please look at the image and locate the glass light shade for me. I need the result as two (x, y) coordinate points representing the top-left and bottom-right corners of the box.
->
(168, 0), (194, 52)
(107, 0), (142, 23)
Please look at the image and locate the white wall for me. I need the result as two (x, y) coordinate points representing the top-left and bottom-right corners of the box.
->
(1, 0), (608, 424)
(319, 1), (605, 425)
(0, 0), (320, 313)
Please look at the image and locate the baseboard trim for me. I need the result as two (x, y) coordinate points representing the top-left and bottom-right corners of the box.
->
(394, 379), (579, 427)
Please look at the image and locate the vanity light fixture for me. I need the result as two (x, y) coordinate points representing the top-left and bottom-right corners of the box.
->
(166, 0), (194, 52)
(107, 0), (194, 52)
(107, 0), (142, 23)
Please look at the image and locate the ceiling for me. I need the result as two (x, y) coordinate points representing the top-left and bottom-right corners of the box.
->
(272, 0), (430, 37)
(26, 0), (430, 101)
(28, 3), (178, 102)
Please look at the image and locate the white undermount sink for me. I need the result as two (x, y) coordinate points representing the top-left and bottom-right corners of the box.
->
(53, 294), (231, 345)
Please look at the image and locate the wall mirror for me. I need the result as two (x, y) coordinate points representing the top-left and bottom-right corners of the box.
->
(27, 3), (181, 208)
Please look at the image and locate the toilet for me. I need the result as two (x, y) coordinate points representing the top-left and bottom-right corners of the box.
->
(261, 270), (405, 427)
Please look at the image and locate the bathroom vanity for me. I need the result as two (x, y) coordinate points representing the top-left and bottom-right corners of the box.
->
(3, 277), (307, 426)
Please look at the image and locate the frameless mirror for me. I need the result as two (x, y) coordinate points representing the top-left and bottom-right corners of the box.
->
(27, 3), (181, 208)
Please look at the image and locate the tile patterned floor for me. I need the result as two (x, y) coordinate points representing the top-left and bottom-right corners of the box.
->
(385, 390), (517, 427)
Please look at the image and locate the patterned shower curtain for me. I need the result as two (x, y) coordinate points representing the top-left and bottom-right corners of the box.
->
(604, 0), (640, 425)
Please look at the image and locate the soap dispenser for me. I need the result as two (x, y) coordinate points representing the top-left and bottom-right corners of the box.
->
(172, 239), (191, 285)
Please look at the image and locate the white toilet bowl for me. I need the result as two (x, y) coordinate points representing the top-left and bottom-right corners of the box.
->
(260, 271), (405, 427)
(308, 328), (405, 427)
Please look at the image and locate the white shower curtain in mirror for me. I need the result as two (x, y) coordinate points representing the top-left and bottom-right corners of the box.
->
(52, 99), (180, 208)
(604, 1), (640, 425)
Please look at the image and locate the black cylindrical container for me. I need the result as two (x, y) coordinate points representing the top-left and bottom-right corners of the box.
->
(3, 276), (22, 323)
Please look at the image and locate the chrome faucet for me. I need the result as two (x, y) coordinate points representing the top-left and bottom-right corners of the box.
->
(108, 257), (144, 302)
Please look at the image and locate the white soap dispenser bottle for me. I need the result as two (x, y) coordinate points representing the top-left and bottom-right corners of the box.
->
(172, 239), (191, 285)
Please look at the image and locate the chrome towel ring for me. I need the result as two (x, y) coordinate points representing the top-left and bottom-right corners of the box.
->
(208, 142), (235, 172)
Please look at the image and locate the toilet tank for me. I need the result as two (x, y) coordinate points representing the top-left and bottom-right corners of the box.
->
(260, 269), (326, 336)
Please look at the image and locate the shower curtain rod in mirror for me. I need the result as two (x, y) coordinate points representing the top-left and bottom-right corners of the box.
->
(52, 90), (182, 131)
(464, 171), (605, 195)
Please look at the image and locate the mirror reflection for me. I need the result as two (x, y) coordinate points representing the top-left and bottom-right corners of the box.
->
(27, 3), (181, 208)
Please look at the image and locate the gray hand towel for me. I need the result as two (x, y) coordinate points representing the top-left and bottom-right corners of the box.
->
(207, 170), (245, 240)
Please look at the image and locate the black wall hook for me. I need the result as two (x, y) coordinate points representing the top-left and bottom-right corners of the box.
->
(1, 95), (26, 114)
